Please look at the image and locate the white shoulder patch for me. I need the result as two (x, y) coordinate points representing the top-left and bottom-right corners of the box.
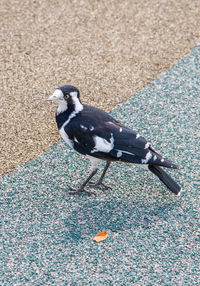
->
(91, 133), (114, 153)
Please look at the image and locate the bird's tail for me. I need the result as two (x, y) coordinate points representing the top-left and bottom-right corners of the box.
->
(148, 165), (181, 195)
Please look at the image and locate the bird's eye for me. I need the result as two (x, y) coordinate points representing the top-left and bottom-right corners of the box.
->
(64, 94), (69, 100)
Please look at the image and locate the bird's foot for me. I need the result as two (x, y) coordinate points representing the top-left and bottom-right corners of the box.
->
(69, 186), (96, 196)
(88, 181), (112, 190)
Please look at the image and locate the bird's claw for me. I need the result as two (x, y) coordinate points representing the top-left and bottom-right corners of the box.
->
(68, 186), (96, 196)
(88, 181), (112, 190)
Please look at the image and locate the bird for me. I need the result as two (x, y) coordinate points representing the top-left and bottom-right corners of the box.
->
(48, 84), (181, 196)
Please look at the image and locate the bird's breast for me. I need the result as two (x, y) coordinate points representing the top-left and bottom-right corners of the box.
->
(59, 126), (74, 148)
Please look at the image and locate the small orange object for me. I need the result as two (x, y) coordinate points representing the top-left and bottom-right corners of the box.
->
(93, 231), (108, 242)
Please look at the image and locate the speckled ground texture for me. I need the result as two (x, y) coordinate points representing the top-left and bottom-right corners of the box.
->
(1, 46), (200, 285)
(1, 0), (200, 176)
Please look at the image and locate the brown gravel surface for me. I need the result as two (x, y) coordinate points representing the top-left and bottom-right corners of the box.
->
(1, 0), (200, 176)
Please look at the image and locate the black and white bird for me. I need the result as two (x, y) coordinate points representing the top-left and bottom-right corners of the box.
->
(48, 85), (181, 195)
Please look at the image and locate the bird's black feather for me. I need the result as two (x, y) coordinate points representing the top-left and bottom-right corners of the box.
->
(50, 84), (181, 195)
(62, 105), (177, 168)
(148, 165), (181, 195)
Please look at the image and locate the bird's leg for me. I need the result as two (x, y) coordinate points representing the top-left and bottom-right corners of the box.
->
(88, 161), (112, 190)
(69, 168), (98, 195)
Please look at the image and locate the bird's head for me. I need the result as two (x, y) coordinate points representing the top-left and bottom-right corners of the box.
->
(48, 85), (82, 114)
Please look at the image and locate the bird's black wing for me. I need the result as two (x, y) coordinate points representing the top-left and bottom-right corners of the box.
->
(104, 121), (178, 168)
(64, 109), (177, 169)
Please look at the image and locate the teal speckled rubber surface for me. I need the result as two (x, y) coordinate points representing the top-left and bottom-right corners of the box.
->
(1, 46), (200, 285)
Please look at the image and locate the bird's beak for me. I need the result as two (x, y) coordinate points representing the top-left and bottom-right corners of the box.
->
(47, 89), (63, 101)
(47, 94), (54, 101)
